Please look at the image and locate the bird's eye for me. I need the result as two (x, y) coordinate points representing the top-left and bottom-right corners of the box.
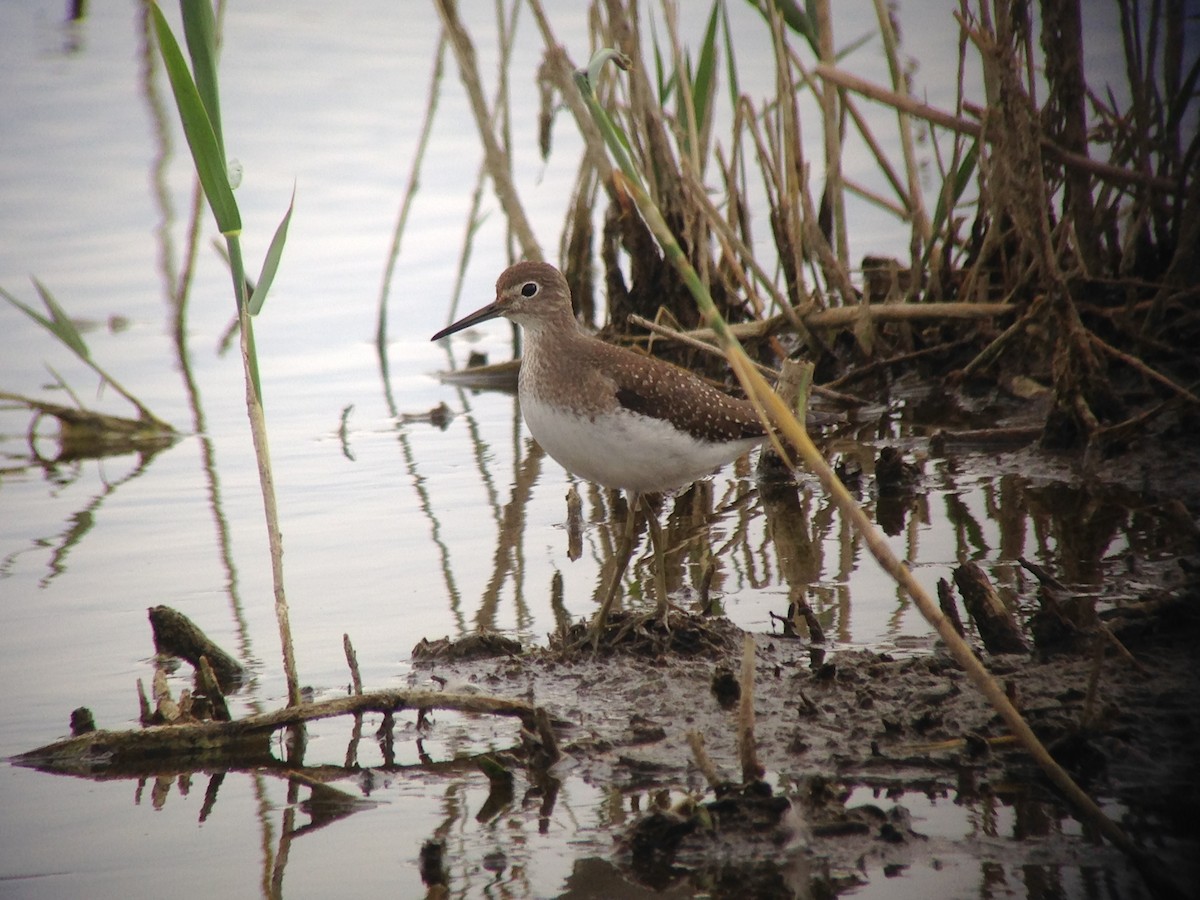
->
(521, 282), (538, 298)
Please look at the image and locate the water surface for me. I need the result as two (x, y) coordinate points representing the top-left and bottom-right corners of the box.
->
(0, 3), (1162, 898)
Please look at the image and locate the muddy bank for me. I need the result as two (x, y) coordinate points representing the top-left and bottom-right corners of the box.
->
(410, 421), (1200, 899)
(412, 590), (1198, 896)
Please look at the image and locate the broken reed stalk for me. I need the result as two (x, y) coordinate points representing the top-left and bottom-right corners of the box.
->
(0, 285), (174, 433)
(576, 48), (1154, 881)
(343, 633), (363, 696)
(764, 9), (812, 307)
(737, 634), (763, 783)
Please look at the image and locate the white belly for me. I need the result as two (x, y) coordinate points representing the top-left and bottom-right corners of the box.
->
(520, 392), (760, 494)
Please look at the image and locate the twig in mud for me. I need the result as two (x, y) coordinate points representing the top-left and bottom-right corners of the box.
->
(343, 633), (362, 696)
(516, 705), (563, 775)
(685, 730), (724, 791)
(930, 425), (1041, 449)
(953, 562), (1028, 655)
(1019, 559), (1149, 676)
(197, 657), (230, 722)
(1081, 639), (1105, 730)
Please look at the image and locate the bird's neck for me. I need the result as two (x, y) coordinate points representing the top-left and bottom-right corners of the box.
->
(517, 314), (591, 399)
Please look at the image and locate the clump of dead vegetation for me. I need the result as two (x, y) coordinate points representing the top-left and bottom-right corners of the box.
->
(431, 0), (1196, 455)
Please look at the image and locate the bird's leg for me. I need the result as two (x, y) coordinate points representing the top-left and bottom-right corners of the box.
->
(640, 494), (670, 627)
(582, 490), (640, 650)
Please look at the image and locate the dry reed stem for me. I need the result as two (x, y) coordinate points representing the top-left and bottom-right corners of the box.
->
(814, 0), (849, 264)
(527, 1), (616, 189)
(435, 0), (543, 261)
(785, 42), (915, 228)
(871, 0), (932, 260)
(765, 8), (810, 306)
(683, 300), (1015, 344)
(815, 63), (1178, 194)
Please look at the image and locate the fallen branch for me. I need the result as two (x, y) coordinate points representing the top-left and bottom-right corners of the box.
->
(13, 689), (539, 774)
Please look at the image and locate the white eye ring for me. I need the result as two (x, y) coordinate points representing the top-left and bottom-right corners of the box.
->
(520, 282), (539, 298)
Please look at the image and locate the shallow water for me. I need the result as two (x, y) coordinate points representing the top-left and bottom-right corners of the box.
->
(0, 2), (1171, 898)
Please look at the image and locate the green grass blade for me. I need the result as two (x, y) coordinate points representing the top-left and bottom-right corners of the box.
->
(834, 30), (876, 63)
(32, 279), (91, 359)
(249, 189), (295, 315)
(150, 2), (241, 236)
(925, 136), (979, 269)
(1, 284), (89, 361)
(651, 17), (670, 105)
(933, 137), (978, 233)
(179, 0), (225, 155)
(754, 0), (818, 53)
(690, 2), (721, 136)
(720, 3), (741, 117)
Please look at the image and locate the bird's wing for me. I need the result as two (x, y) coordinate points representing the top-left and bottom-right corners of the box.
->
(593, 343), (767, 444)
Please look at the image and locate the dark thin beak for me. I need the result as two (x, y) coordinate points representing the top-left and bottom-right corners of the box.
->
(430, 300), (504, 341)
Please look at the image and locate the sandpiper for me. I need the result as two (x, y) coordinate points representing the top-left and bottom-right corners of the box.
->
(432, 260), (779, 642)
(431, 261), (770, 492)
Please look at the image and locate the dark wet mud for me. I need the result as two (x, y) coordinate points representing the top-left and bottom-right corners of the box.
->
(411, 422), (1200, 899)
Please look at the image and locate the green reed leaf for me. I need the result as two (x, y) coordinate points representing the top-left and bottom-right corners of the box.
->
(179, 0), (225, 156)
(32, 279), (90, 360)
(689, 2), (721, 136)
(1, 283), (88, 361)
(249, 189), (295, 315)
(149, 2), (241, 236)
